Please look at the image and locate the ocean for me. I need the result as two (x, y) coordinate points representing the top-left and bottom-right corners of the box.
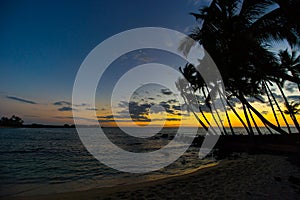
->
(0, 127), (213, 197)
(0, 126), (296, 197)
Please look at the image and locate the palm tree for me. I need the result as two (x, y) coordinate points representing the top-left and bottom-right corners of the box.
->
(278, 49), (300, 91)
(276, 48), (300, 132)
(178, 0), (299, 135)
(263, 81), (281, 128)
(284, 101), (300, 132)
(284, 101), (300, 115)
(264, 81), (292, 133)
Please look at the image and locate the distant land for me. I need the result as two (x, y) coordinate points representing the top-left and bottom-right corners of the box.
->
(0, 115), (103, 128)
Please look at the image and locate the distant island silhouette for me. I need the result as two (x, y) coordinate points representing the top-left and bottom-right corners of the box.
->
(0, 115), (77, 128)
(0, 115), (108, 128)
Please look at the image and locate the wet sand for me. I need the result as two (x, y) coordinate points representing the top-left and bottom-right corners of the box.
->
(7, 154), (300, 200)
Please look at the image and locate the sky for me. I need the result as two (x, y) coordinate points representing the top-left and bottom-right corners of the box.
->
(0, 0), (299, 127)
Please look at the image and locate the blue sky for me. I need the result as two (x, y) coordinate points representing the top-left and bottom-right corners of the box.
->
(1, 0), (298, 126)
(0, 0), (212, 124)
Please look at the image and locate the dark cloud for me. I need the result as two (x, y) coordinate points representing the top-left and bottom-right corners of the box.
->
(97, 114), (150, 123)
(98, 115), (114, 119)
(6, 96), (37, 104)
(54, 116), (97, 122)
(58, 106), (73, 111)
(128, 101), (152, 121)
(288, 95), (300, 102)
(76, 103), (89, 107)
(246, 95), (265, 103)
(199, 103), (211, 112)
(110, 100), (186, 123)
(54, 101), (89, 107)
(165, 118), (181, 121)
(285, 82), (297, 93)
(167, 99), (178, 104)
(53, 101), (71, 106)
(269, 93), (284, 103)
(172, 105), (181, 111)
(161, 89), (173, 95)
(86, 108), (98, 111)
(159, 101), (174, 114)
(261, 111), (269, 115)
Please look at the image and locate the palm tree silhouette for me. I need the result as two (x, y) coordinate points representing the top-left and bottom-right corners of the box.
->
(178, 0), (300, 135)
(284, 101), (300, 132)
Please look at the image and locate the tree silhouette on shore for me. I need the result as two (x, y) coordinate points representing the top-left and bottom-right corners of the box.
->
(0, 115), (24, 127)
(178, 0), (300, 135)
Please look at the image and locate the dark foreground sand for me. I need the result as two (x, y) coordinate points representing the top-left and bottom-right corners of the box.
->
(7, 154), (300, 200)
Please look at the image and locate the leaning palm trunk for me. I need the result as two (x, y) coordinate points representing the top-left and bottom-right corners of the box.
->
(204, 86), (228, 135)
(276, 82), (300, 133)
(247, 106), (263, 135)
(237, 94), (288, 135)
(218, 92), (235, 135)
(242, 101), (254, 136)
(263, 82), (281, 128)
(201, 88), (225, 135)
(180, 91), (209, 132)
(226, 99), (251, 135)
(265, 82), (292, 134)
(217, 88), (250, 135)
(224, 103), (235, 135)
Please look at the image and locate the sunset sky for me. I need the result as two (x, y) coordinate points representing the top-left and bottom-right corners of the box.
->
(1, 0), (299, 127)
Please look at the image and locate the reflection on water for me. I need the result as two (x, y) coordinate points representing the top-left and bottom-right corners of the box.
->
(1, 126), (294, 196)
(0, 127), (211, 197)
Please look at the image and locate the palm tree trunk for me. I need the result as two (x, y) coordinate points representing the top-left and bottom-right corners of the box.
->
(219, 92), (235, 135)
(276, 82), (300, 133)
(247, 106), (263, 135)
(265, 82), (292, 134)
(242, 101), (254, 136)
(204, 86), (228, 135)
(263, 82), (281, 128)
(202, 87), (225, 135)
(238, 94), (288, 135)
(181, 92), (209, 131)
(226, 98), (251, 135)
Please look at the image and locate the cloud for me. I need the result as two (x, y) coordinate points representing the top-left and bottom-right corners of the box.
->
(246, 95), (265, 103)
(53, 116), (97, 123)
(53, 101), (71, 106)
(86, 108), (98, 111)
(165, 118), (181, 121)
(172, 105), (181, 111)
(6, 96), (37, 104)
(261, 111), (269, 115)
(288, 95), (300, 102)
(58, 106), (73, 111)
(128, 101), (152, 121)
(167, 99), (178, 104)
(53, 101), (89, 107)
(159, 101), (174, 114)
(76, 103), (89, 107)
(285, 82), (297, 93)
(161, 89), (173, 95)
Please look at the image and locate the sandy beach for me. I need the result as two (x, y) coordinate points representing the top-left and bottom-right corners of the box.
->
(7, 153), (300, 200)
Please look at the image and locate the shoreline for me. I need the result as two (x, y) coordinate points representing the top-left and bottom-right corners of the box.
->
(7, 153), (300, 200)
(4, 161), (219, 200)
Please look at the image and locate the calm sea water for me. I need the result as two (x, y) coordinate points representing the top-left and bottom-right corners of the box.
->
(0, 126), (295, 197)
(0, 127), (213, 197)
